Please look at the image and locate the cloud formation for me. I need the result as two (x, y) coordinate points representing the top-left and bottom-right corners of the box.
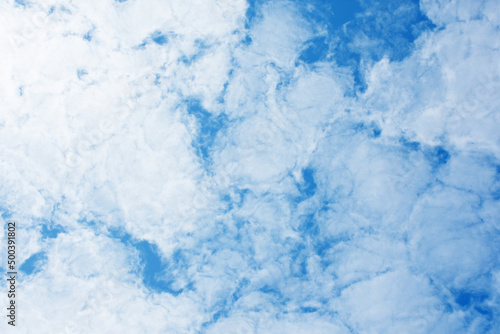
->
(0, 0), (499, 333)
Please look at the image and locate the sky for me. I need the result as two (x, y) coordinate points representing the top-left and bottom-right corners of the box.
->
(0, 0), (499, 333)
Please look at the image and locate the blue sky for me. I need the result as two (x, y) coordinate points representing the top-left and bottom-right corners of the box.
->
(1, 0), (499, 333)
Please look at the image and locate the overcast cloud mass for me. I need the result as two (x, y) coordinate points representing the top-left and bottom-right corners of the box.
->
(0, 0), (499, 333)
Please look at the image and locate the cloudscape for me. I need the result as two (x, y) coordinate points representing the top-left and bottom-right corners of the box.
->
(0, 0), (499, 333)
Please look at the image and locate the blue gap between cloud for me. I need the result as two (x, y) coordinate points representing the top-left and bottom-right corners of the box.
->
(20, 252), (47, 276)
(109, 228), (183, 295)
(294, 0), (435, 91)
(41, 223), (65, 239)
(186, 98), (227, 161)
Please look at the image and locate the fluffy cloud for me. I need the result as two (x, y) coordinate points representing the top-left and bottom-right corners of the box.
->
(0, 0), (498, 333)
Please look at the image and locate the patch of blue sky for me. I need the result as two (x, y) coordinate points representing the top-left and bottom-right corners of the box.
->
(259, 285), (282, 297)
(151, 31), (168, 45)
(136, 31), (169, 49)
(153, 73), (160, 86)
(275, 71), (293, 92)
(344, 0), (436, 61)
(180, 53), (202, 66)
(296, 211), (346, 270)
(398, 138), (451, 170)
(370, 125), (382, 138)
(186, 98), (227, 162)
(244, 0), (261, 29)
(83, 30), (93, 41)
(300, 306), (319, 313)
(454, 289), (489, 308)
(425, 145), (450, 169)
(0, 207), (13, 219)
(221, 194), (234, 211)
(291, 0), (361, 83)
(77, 217), (99, 229)
(20, 251), (47, 276)
(454, 290), (496, 332)
(297, 167), (317, 200)
(135, 40), (148, 49)
(296, 9), (354, 83)
(135, 240), (183, 294)
(286, 240), (308, 278)
(292, 0), (435, 91)
(313, 236), (348, 264)
(298, 214), (320, 243)
(351, 122), (382, 138)
(77, 69), (87, 80)
(298, 36), (329, 64)
(40, 223), (65, 239)
(241, 34), (253, 46)
(109, 228), (184, 295)
(399, 136), (421, 152)
(14, 0), (29, 7)
(181, 40), (210, 65)
(233, 188), (251, 209)
(216, 70), (234, 105)
(299, 0), (362, 30)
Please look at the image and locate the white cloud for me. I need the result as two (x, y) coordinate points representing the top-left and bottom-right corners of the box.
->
(0, 0), (499, 332)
